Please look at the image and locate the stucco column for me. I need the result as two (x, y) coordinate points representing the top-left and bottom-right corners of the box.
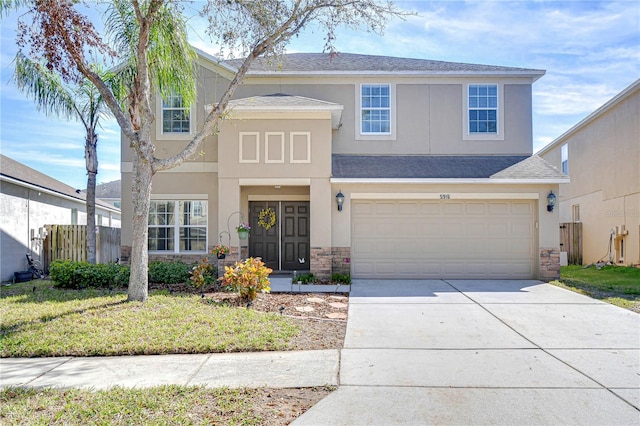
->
(539, 185), (561, 281)
(310, 178), (332, 279)
(217, 178), (244, 250)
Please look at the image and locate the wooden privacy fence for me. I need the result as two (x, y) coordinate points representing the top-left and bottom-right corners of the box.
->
(43, 225), (121, 271)
(559, 222), (582, 265)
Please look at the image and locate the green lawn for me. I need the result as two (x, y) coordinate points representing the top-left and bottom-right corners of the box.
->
(0, 386), (333, 425)
(0, 280), (299, 357)
(551, 265), (640, 312)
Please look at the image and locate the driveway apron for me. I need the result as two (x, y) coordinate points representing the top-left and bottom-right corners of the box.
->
(293, 279), (640, 425)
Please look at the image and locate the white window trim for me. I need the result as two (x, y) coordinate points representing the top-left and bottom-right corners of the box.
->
(265, 132), (285, 164)
(356, 83), (396, 141)
(239, 132), (260, 163)
(290, 131), (311, 164)
(155, 92), (195, 140)
(463, 83), (505, 141)
(148, 199), (208, 254)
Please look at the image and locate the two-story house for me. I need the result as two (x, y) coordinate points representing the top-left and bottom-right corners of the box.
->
(539, 79), (639, 266)
(120, 50), (567, 281)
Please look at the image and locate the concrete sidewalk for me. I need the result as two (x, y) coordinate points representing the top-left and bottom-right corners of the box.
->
(293, 279), (640, 425)
(0, 350), (340, 390)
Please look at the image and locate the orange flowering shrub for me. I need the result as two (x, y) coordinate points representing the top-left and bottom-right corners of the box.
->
(220, 257), (272, 301)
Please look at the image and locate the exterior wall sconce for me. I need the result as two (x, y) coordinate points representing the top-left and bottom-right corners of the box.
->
(547, 191), (556, 212)
(336, 190), (345, 212)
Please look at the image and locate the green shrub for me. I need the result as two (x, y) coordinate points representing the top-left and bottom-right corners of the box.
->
(148, 261), (191, 284)
(293, 273), (315, 284)
(49, 260), (130, 289)
(331, 273), (351, 284)
(189, 257), (216, 292)
(221, 257), (273, 301)
(49, 260), (83, 288)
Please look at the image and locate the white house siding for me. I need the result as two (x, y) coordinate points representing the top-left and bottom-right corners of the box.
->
(0, 181), (120, 282)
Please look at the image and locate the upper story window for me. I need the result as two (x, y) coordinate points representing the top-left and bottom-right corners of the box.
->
(361, 84), (391, 135)
(561, 144), (568, 174)
(468, 84), (498, 133)
(161, 92), (190, 134)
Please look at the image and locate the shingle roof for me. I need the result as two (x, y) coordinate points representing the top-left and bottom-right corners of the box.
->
(0, 155), (119, 210)
(490, 155), (568, 180)
(332, 155), (530, 179)
(228, 93), (342, 109)
(95, 180), (121, 199)
(226, 53), (544, 76)
(227, 93), (343, 128)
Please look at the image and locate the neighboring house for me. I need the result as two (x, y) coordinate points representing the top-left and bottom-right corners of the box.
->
(539, 79), (639, 266)
(120, 50), (568, 281)
(95, 180), (122, 209)
(0, 155), (122, 281)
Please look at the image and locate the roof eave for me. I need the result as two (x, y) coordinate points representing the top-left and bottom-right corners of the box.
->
(0, 175), (122, 213)
(244, 70), (546, 80)
(330, 177), (570, 184)
(206, 104), (344, 129)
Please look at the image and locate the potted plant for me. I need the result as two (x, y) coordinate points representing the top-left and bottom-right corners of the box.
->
(236, 222), (251, 240)
(210, 244), (231, 259)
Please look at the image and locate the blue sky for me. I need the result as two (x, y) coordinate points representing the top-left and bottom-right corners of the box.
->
(1, 0), (639, 189)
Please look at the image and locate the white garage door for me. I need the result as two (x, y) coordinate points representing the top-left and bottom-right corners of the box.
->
(351, 199), (536, 279)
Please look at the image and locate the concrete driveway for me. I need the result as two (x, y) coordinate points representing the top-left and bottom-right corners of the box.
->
(293, 279), (640, 425)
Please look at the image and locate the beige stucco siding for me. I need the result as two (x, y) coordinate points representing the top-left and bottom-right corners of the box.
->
(230, 77), (535, 156)
(539, 81), (639, 265)
(217, 118), (332, 179)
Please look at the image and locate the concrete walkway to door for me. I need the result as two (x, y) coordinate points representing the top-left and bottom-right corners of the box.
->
(293, 279), (640, 425)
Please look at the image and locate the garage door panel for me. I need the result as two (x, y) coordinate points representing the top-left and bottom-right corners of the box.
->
(420, 203), (442, 214)
(466, 203), (486, 215)
(466, 223), (486, 235)
(351, 199), (535, 279)
(511, 222), (533, 236)
(373, 202), (396, 215)
(511, 202), (533, 215)
(487, 202), (509, 215)
(487, 222), (509, 235)
(511, 240), (534, 256)
(443, 203), (463, 215)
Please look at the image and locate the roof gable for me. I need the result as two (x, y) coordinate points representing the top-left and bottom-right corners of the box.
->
(490, 155), (568, 180)
(226, 93), (343, 128)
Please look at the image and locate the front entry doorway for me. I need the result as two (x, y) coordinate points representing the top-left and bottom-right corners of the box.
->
(249, 201), (310, 272)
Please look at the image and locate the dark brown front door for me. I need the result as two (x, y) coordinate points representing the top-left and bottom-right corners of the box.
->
(249, 201), (310, 271)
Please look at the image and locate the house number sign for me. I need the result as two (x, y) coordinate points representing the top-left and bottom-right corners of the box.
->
(440, 194), (451, 199)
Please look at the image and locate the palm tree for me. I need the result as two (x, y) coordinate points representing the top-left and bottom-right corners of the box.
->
(13, 52), (112, 264)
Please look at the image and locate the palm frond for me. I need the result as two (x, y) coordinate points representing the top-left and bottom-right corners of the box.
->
(13, 51), (77, 120)
(105, 0), (196, 107)
(0, 0), (30, 18)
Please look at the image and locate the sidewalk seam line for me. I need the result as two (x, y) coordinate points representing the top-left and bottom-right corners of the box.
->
(184, 354), (213, 386)
(21, 357), (74, 386)
(442, 279), (639, 412)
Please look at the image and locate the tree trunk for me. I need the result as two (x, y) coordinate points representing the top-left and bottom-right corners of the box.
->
(85, 130), (98, 264)
(128, 150), (153, 302)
